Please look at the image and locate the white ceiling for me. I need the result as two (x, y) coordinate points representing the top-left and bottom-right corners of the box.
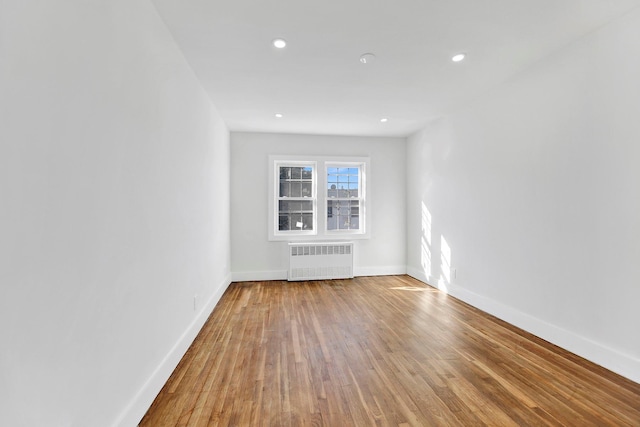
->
(151, 0), (640, 137)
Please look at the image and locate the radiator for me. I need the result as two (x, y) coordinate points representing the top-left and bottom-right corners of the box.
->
(288, 242), (354, 281)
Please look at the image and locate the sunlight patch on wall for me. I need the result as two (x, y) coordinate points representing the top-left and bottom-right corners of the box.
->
(421, 201), (432, 280)
(439, 235), (452, 292)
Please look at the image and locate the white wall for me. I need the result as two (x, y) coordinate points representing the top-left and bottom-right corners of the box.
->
(231, 132), (406, 280)
(0, 1), (231, 425)
(406, 8), (640, 383)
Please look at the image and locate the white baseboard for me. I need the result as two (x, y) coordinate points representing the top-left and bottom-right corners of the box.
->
(114, 273), (232, 427)
(232, 266), (407, 283)
(232, 270), (288, 282)
(406, 267), (640, 384)
(354, 265), (407, 277)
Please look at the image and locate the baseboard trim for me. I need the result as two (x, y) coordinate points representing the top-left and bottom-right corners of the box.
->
(354, 265), (407, 277)
(406, 267), (640, 384)
(114, 273), (232, 427)
(232, 270), (288, 282)
(232, 266), (407, 283)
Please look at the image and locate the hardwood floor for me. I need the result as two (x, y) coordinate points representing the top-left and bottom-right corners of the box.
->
(140, 276), (640, 426)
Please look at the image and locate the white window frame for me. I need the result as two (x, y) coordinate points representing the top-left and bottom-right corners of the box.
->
(325, 162), (366, 236)
(269, 159), (317, 240)
(269, 155), (370, 241)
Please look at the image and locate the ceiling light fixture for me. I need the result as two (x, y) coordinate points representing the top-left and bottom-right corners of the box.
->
(275, 113), (283, 118)
(452, 53), (466, 62)
(380, 118), (388, 123)
(359, 53), (376, 64)
(272, 38), (287, 49)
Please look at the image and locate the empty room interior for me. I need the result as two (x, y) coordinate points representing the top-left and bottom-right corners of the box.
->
(2, 0), (640, 426)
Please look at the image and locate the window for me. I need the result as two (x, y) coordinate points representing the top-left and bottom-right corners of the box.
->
(326, 164), (363, 232)
(277, 164), (315, 233)
(269, 156), (369, 241)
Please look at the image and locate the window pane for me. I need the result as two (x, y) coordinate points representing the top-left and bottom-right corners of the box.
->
(278, 215), (289, 231)
(326, 200), (340, 230)
(280, 200), (301, 213)
(326, 199), (360, 231)
(301, 182), (312, 197)
(348, 183), (358, 197)
(300, 200), (313, 212)
(290, 182), (301, 197)
(279, 167), (290, 180)
(279, 182), (289, 197)
(292, 214), (304, 229)
(338, 216), (350, 230)
(302, 213), (313, 230)
(275, 162), (316, 235)
(327, 166), (360, 199)
(327, 200), (337, 230)
(278, 200), (314, 231)
(280, 201), (304, 212)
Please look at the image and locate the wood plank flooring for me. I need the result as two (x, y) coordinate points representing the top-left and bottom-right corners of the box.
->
(140, 275), (640, 426)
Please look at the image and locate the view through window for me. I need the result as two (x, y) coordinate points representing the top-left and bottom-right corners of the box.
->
(269, 156), (369, 241)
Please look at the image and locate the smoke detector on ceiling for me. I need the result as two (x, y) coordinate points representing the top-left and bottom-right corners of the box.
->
(359, 53), (376, 64)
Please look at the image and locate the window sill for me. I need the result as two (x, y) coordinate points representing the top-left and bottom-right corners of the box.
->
(269, 231), (370, 242)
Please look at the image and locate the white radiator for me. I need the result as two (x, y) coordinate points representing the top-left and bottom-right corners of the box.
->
(288, 242), (354, 281)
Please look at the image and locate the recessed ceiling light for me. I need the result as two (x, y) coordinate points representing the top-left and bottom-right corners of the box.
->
(275, 113), (283, 118)
(359, 53), (376, 64)
(272, 38), (287, 49)
(380, 118), (388, 123)
(452, 53), (466, 62)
